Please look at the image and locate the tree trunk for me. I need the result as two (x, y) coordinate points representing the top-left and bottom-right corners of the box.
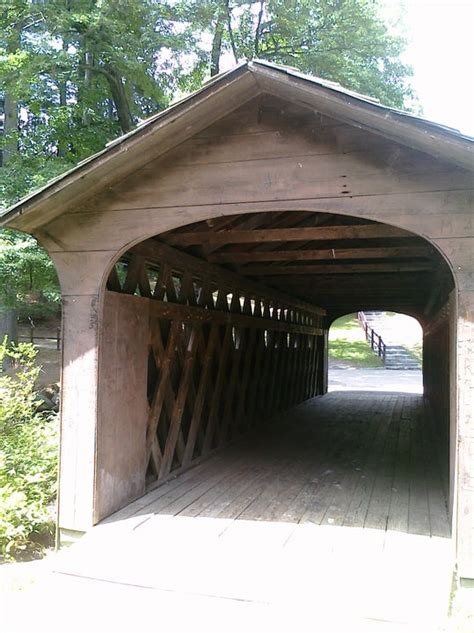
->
(103, 64), (133, 134)
(2, 94), (18, 166)
(0, 307), (17, 345)
(254, 0), (265, 56)
(224, 0), (238, 63)
(0, 306), (18, 370)
(210, 5), (226, 76)
(1, 24), (20, 166)
(57, 39), (68, 157)
(82, 51), (93, 126)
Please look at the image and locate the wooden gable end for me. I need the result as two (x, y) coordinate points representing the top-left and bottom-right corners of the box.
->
(36, 94), (473, 257)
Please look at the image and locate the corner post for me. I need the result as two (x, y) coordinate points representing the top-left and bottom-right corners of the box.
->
(455, 282), (474, 580)
(47, 250), (115, 539)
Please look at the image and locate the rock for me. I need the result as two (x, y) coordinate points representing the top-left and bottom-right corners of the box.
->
(36, 383), (60, 412)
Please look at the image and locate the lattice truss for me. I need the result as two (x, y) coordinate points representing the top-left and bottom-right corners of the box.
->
(107, 239), (325, 487)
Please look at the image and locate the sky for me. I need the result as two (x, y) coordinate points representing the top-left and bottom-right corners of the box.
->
(384, 0), (474, 136)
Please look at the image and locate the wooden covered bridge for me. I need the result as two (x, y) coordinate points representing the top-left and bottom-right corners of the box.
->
(2, 62), (473, 588)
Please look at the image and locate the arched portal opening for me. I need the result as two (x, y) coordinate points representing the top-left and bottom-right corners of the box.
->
(328, 311), (423, 392)
(96, 209), (456, 543)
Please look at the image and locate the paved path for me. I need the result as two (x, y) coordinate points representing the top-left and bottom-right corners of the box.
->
(1, 392), (451, 633)
(329, 369), (423, 394)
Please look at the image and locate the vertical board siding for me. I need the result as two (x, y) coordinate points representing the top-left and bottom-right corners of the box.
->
(96, 292), (150, 521)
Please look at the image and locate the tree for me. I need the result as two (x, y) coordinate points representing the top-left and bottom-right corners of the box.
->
(1, 0), (414, 209)
(0, 0), (414, 343)
(0, 229), (60, 355)
(0, 0), (185, 206)
(181, 0), (413, 109)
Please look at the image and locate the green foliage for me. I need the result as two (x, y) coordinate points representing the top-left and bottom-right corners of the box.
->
(0, 229), (60, 319)
(181, 0), (414, 108)
(0, 0), (415, 209)
(0, 0), (185, 207)
(330, 313), (361, 331)
(0, 339), (58, 560)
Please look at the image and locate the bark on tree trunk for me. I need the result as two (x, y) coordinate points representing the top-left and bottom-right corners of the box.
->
(0, 307), (17, 344)
(210, 6), (226, 76)
(1, 24), (20, 166)
(2, 93), (18, 166)
(0, 307), (18, 370)
(103, 64), (133, 133)
(82, 51), (93, 126)
(254, 0), (265, 56)
(57, 39), (68, 157)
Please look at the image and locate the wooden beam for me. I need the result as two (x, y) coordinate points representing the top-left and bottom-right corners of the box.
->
(271, 273), (431, 294)
(165, 224), (412, 246)
(147, 298), (323, 336)
(241, 262), (434, 275)
(131, 239), (326, 316)
(423, 265), (449, 317)
(211, 245), (432, 264)
(267, 272), (432, 285)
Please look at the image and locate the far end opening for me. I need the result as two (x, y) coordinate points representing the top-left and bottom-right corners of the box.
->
(328, 311), (423, 394)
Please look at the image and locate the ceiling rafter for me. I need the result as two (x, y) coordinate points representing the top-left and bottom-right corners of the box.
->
(211, 246), (432, 265)
(164, 224), (413, 246)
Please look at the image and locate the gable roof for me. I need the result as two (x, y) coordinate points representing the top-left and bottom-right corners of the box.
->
(2, 60), (473, 231)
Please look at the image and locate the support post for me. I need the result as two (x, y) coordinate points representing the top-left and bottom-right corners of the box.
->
(316, 330), (329, 395)
(46, 250), (115, 538)
(455, 283), (474, 580)
(57, 294), (100, 533)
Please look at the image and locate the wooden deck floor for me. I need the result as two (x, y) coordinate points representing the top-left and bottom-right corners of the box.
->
(52, 392), (453, 630)
(103, 390), (449, 537)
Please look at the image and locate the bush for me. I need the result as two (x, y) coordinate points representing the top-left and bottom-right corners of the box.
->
(0, 339), (58, 561)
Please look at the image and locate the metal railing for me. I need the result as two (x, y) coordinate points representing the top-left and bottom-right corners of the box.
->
(357, 312), (386, 364)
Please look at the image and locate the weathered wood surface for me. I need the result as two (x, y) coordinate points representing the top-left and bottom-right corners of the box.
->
(239, 263), (433, 276)
(128, 239), (326, 318)
(96, 292), (150, 521)
(100, 391), (450, 537)
(142, 303), (322, 489)
(34, 97), (473, 259)
(207, 245), (432, 263)
(166, 224), (413, 246)
(58, 294), (100, 531)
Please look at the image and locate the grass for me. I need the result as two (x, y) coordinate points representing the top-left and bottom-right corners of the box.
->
(329, 339), (384, 368)
(329, 314), (383, 368)
(410, 342), (423, 362)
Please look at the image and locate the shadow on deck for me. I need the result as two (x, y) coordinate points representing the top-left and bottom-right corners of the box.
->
(107, 391), (450, 539)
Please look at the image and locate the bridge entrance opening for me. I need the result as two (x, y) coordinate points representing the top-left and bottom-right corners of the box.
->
(96, 209), (454, 535)
(55, 209), (455, 618)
